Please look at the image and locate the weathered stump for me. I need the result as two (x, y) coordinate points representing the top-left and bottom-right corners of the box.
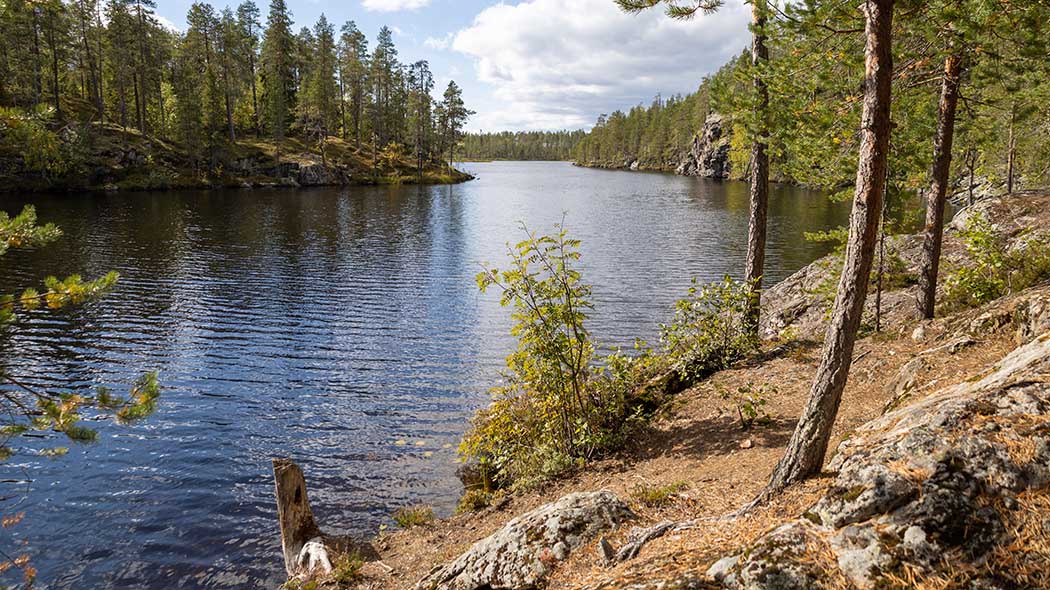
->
(273, 458), (324, 577)
(272, 458), (381, 581)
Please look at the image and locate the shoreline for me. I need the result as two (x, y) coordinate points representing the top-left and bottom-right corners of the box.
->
(285, 190), (1050, 590)
(0, 168), (476, 194)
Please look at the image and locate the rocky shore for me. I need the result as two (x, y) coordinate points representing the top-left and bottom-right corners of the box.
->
(0, 124), (473, 193)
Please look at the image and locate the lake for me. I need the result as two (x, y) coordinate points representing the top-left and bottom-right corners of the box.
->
(0, 162), (850, 589)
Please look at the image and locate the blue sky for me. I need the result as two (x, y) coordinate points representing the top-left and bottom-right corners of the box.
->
(156, 0), (752, 132)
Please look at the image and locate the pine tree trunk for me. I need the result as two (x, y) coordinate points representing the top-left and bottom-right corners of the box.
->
(250, 55), (259, 137)
(764, 0), (894, 495)
(78, 0), (102, 121)
(47, 9), (63, 120)
(119, 78), (128, 131)
(916, 48), (963, 320)
(223, 57), (235, 141)
(96, 3), (105, 123)
(745, 0), (770, 336)
(157, 77), (165, 137)
(31, 12), (43, 107)
(133, 72), (143, 132)
(339, 76), (347, 141)
(135, 1), (149, 136)
(1006, 106), (1016, 194)
(355, 92), (362, 150)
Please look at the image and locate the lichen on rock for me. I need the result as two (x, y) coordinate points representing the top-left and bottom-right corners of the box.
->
(709, 334), (1050, 589)
(416, 491), (633, 590)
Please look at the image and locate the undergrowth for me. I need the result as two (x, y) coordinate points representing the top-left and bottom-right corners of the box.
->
(392, 505), (434, 529)
(461, 225), (761, 490)
(942, 213), (1050, 311)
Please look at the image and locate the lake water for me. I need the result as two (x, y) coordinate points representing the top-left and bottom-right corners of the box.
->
(0, 162), (850, 589)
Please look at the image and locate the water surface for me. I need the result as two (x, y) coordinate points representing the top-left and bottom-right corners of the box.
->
(0, 162), (849, 589)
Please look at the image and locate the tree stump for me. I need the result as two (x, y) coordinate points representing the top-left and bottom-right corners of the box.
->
(273, 458), (324, 577)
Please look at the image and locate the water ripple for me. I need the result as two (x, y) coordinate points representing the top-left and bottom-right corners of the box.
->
(0, 163), (851, 589)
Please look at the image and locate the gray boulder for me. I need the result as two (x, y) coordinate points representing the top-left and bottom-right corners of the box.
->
(298, 163), (347, 186)
(416, 491), (633, 590)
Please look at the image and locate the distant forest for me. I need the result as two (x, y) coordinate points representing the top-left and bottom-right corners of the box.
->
(460, 130), (587, 161)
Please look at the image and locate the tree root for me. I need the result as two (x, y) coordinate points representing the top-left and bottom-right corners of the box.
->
(602, 494), (774, 565)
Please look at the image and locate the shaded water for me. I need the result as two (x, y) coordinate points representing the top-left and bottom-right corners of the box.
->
(0, 162), (851, 589)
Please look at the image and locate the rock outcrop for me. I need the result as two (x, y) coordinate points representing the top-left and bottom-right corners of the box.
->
(298, 163), (349, 186)
(709, 333), (1050, 590)
(417, 491), (633, 590)
(760, 192), (1050, 341)
(676, 113), (732, 179)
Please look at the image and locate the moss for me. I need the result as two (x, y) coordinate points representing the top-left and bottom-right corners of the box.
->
(840, 485), (867, 503)
(802, 510), (823, 526)
(630, 481), (690, 507)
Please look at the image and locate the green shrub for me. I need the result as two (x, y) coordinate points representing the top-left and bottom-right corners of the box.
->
(392, 505), (434, 528)
(630, 481), (689, 507)
(943, 213), (1050, 311)
(943, 213), (1008, 309)
(331, 552), (364, 588)
(392, 503), (432, 524)
(456, 489), (493, 514)
(461, 225), (657, 489)
(717, 382), (774, 431)
(660, 276), (759, 383)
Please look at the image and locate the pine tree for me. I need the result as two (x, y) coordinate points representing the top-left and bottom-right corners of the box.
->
(369, 25), (397, 148)
(407, 60), (434, 178)
(236, 1), (261, 134)
(439, 80), (473, 171)
(105, 0), (136, 133)
(337, 20), (368, 148)
(616, 0), (768, 337)
(300, 14), (338, 137)
(764, 0), (895, 497)
(259, 0), (295, 158)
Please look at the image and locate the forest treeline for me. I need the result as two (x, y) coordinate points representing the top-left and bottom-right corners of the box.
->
(460, 130), (586, 161)
(573, 58), (737, 173)
(0, 0), (472, 180)
(574, 7), (1049, 199)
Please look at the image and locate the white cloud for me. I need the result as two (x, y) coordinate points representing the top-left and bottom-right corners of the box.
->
(453, 0), (750, 131)
(155, 14), (182, 33)
(361, 0), (430, 12)
(424, 32), (455, 50)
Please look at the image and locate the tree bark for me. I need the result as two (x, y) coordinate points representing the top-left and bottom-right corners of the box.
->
(744, 0), (770, 335)
(46, 8), (63, 121)
(916, 48), (963, 319)
(31, 10), (43, 107)
(764, 0), (894, 495)
(1006, 105), (1016, 194)
(135, 0), (149, 136)
(96, 2), (105, 123)
(248, 21), (258, 136)
(222, 54), (235, 141)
